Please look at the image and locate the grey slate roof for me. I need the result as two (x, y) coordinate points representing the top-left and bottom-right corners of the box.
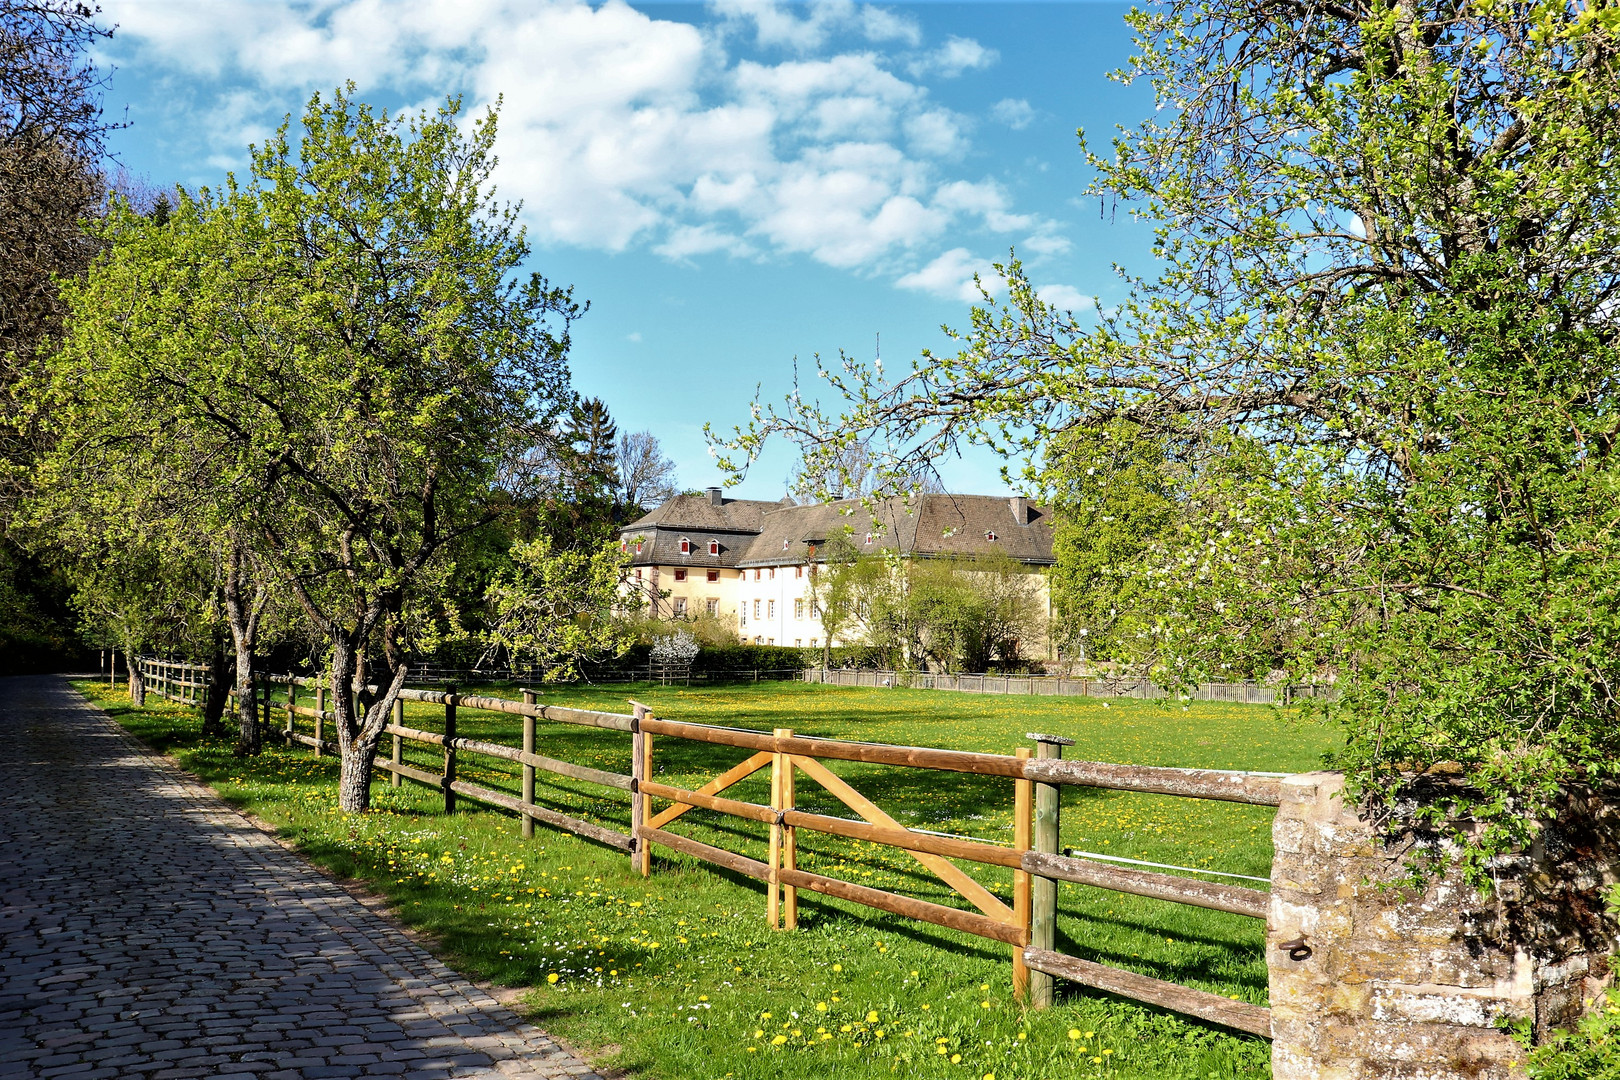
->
(618, 492), (1054, 568)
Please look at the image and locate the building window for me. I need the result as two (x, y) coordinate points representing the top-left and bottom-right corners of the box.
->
(795, 599), (804, 619)
(864, 533), (873, 544)
(782, 538), (789, 550)
(754, 568), (761, 580)
(768, 600), (775, 618)
(709, 539), (719, 555)
(985, 530), (998, 542)
(635, 539), (644, 554)
(795, 566), (803, 579)
(680, 537), (691, 554)
(767, 637), (775, 645)
(707, 569), (719, 582)
(768, 568), (775, 580)
(673, 597), (687, 616)
(635, 568), (642, 581)
(674, 568), (686, 581)
(706, 598), (718, 616)
(755, 635), (763, 645)
(811, 600), (821, 618)
(753, 599), (761, 619)
(795, 638), (802, 647)
(810, 638), (818, 648)
(741, 608), (747, 625)
(620, 540), (627, 552)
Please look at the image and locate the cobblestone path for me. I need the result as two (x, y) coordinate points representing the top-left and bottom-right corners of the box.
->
(0, 676), (604, 1080)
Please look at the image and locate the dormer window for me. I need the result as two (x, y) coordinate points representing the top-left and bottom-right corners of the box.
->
(985, 530), (998, 542)
(620, 540), (627, 552)
(782, 539), (789, 551)
(709, 539), (720, 556)
(679, 537), (691, 555)
(634, 539), (643, 554)
(864, 533), (873, 544)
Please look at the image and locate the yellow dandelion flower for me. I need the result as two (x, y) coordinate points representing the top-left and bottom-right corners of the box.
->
(816, 1002), (828, 1012)
(546, 973), (559, 984)
(771, 1035), (787, 1046)
(866, 1011), (879, 1023)
(951, 1053), (961, 1064)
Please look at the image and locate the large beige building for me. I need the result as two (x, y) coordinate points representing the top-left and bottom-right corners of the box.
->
(616, 488), (1056, 649)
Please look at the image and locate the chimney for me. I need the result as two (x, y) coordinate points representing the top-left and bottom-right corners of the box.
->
(707, 486), (723, 507)
(1010, 496), (1029, 525)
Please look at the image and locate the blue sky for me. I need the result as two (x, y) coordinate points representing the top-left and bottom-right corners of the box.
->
(96, 0), (1156, 498)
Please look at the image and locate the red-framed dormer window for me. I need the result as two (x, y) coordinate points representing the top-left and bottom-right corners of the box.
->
(635, 539), (644, 554)
(709, 539), (720, 555)
(680, 537), (691, 554)
(864, 532), (873, 544)
(985, 530), (998, 542)
(620, 540), (627, 553)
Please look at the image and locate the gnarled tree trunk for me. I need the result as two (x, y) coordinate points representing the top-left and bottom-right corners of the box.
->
(126, 649), (144, 705)
(331, 636), (409, 813)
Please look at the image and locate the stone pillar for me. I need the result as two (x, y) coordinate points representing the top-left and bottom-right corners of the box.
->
(1268, 771), (1620, 1080)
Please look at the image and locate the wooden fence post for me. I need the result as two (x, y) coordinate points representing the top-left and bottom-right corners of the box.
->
(783, 729), (797, 930)
(314, 681), (325, 757)
(391, 697), (404, 788)
(443, 684), (458, 815)
(521, 690), (536, 838)
(638, 722), (653, 878)
(1012, 746), (1033, 1004)
(769, 730), (784, 929)
(284, 680), (295, 741)
(631, 702), (649, 874)
(1029, 733), (1074, 1009)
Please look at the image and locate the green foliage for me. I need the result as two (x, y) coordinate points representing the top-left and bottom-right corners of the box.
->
(827, 551), (1045, 674)
(482, 535), (632, 681)
(1520, 990), (1620, 1080)
(716, 2), (1620, 880)
(42, 84), (581, 802)
(1046, 421), (1177, 666)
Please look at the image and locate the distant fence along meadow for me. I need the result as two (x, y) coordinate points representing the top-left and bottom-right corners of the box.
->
(801, 668), (1337, 705)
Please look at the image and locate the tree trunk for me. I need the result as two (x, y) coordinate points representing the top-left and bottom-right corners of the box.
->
(201, 638), (230, 738)
(126, 650), (145, 705)
(232, 638), (259, 757)
(330, 637), (411, 813)
(220, 547), (265, 757)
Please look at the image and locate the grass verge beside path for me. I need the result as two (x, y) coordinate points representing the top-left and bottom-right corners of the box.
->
(75, 678), (1339, 1080)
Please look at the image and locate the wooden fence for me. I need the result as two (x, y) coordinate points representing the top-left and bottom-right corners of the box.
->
(135, 658), (1281, 1038)
(803, 666), (1336, 705)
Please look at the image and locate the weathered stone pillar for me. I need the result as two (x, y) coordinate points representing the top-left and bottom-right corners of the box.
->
(1268, 771), (1619, 1080)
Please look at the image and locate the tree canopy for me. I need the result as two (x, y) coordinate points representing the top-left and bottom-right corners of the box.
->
(39, 86), (582, 807)
(716, 0), (1620, 878)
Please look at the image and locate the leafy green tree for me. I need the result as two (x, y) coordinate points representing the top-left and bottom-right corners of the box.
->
(718, 2), (1620, 877)
(45, 87), (579, 810)
(1046, 422), (1177, 668)
(481, 536), (632, 680)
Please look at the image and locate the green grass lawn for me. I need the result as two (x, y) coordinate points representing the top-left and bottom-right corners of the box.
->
(76, 677), (1341, 1080)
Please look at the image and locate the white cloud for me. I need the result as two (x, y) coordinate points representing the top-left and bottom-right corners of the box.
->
(103, 0), (1066, 288)
(712, 0), (919, 52)
(1035, 284), (1092, 311)
(908, 36), (997, 79)
(896, 248), (1003, 301)
(991, 97), (1035, 130)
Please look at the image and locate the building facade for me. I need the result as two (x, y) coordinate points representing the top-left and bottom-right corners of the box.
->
(616, 487), (1057, 650)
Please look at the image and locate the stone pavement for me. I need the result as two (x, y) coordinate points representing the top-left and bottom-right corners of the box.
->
(0, 676), (605, 1080)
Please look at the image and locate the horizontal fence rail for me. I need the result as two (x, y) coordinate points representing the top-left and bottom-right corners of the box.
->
(802, 667), (1335, 705)
(135, 659), (1281, 1037)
